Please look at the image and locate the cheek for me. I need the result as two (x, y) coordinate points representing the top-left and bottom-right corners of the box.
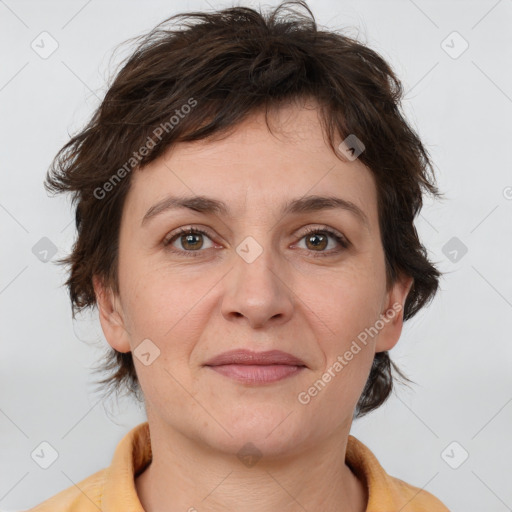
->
(299, 278), (379, 410)
(296, 264), (384, 400)
(120, 261), (213, 354)
(298, 263), (385, 337)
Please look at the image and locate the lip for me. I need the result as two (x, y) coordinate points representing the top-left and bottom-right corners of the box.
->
(203, 349), (307, 367)
(208, 364), (305, 384)
(204, 349), (307, 384)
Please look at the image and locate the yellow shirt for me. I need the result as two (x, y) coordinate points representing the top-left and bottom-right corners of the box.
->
(27, 421), (450, 511)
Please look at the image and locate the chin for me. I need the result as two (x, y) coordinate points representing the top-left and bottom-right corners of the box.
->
(204, 406), (306, 457)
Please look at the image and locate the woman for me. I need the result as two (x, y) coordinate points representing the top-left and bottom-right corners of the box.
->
(29, 1), (449, 510)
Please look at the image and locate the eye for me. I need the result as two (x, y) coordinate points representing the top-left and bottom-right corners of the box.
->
(163, 225), (350, 258)
(295, 226), (350, 256)
(163, 227), (216, 256)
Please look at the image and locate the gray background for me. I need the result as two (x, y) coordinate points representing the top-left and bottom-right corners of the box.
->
(1, 0), (511, 510)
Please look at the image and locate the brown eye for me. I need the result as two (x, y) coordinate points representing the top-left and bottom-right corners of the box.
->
(179, 232), (204, 251)
(163, 227), (215, 256)
(297, 227), (350, 256)
(305, 232), (329, 251)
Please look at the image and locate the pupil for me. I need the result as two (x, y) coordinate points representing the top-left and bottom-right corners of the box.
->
(308, 234), (326, 249)
(184, 234), (202, 249)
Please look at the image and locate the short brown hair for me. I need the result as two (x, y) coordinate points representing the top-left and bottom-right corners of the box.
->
(46, 0), (443, 418)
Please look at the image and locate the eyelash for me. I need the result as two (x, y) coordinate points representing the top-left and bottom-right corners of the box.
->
(163, 225), (350, 258)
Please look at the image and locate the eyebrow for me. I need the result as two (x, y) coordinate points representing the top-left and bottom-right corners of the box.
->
(141, 194), (370, 230)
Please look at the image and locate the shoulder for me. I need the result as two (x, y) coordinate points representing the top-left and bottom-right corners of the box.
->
(346, 435), (450, 511)
(24, 468), (106, 511)
(24, 422), (150, 511)
(385, 474), (451, 511)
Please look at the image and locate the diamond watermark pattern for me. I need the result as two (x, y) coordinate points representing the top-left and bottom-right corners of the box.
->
(442, 236), (468, 263)
(441, 441), (469, 469)
(32, 237), (58, 263)
(31, 31), (59, 59)
(31, 441), (59, 469)
(133, 338), (161, 366)
(337, 134), (365, 161)
(441, 31), (469, 60)
(237, 442), (263, 468)
(236, 236), (263, 264)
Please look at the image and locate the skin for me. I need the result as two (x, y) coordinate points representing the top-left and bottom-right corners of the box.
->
(94, 98), (413, 512)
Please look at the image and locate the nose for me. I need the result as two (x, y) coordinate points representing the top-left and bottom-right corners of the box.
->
(220, 243), (294, 329)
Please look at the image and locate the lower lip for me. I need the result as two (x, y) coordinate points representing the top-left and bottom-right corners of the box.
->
(206, 364), (305, 384)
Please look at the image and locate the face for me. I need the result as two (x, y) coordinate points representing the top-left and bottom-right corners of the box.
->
(95, 100), (412, 457)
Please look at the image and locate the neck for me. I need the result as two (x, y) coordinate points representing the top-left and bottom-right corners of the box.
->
(135, 418), (367, 512)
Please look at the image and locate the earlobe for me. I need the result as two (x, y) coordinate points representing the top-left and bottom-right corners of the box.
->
(93, 275), (131, 353)
(375, 273), (414, 353)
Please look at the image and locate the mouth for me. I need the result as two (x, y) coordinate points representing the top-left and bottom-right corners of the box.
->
(204, 349), (307, 384)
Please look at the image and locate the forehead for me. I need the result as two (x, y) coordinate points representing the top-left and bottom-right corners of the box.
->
(124, 103), (378, 228)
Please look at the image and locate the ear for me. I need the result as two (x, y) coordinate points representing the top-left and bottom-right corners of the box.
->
(93, 275), (131, 353)
(375, 272), (414, 353)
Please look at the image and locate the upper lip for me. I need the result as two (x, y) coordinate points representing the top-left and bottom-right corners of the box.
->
(204, 349), (307, 367)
